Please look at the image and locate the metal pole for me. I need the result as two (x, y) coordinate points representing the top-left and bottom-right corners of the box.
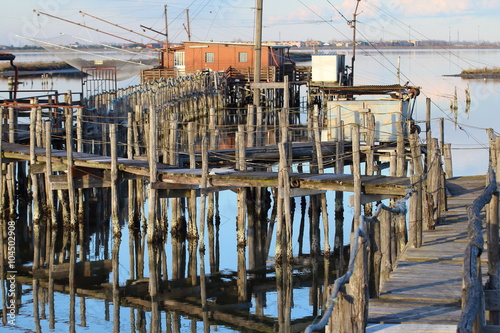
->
(349, 0), (361, 86)
(164, 5), (170, 68)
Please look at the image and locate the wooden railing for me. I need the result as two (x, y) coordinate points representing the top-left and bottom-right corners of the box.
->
(457, 161), (500, 332)
(225, 66), (278, 82)
(140, 68), (176, 82)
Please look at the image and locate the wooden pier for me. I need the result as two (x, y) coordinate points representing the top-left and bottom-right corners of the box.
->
(1, 141), (410, 197)
(367, 175), (494, 331)
(0, 70), (498, 332)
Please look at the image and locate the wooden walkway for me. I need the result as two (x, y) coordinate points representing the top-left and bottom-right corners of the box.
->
(1, 142), (410, 196)
(367, 175), (487, 332)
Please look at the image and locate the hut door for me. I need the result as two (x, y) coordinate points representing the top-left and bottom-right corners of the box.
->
(174, 52), (185, 75)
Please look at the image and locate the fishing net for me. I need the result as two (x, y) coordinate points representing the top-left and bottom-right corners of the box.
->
(29, 34), (158, 81)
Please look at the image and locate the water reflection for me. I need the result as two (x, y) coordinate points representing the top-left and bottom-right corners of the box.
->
(1, 160), (342, 332)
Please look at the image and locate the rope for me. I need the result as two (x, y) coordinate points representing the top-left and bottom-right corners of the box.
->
(305, 188), (413, 332)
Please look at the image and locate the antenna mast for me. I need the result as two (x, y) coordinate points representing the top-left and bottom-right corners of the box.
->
(349, 0), (361, 86)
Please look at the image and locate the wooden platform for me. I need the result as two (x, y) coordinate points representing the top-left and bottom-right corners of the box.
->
(1, 142), (410, 196)
(368, 175), (487, 329)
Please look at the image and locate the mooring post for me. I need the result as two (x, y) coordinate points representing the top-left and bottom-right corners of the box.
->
(30, 98), (40, 225)
(256, 106), (264, 146)
(188, 122), (196, 168)
(148, 106), (158, 236)
(209, 107), (217, 149)
(409, 174), (419, 248)
(110, 123), (119, 235)
(333, 119), (345, 275)
(350, 124), (369, 330)
(416, 175), (423, 247)
(444, 143), (453, 178)
(236, 124), (248, 301)
(425, 98), (432, 171)
(396, 112), (406, 177)
(409, 128), (427, 233)
(169, 119), (179, 166)
(44, 121), (57, 227)
(487, 136), (500, 324)
(147, 105), (158, 297)
(199, 133), (210, 327)
(8, 107), (15, 143)
(127, 112), (133, 159)
(65, 107), (77, 227)
(431, 138), (442, 225)
(247, 104), (255, 147)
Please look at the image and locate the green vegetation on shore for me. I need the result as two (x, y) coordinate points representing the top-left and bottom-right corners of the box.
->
(460, 67), (500, 75)
(0, 61), (74, 72)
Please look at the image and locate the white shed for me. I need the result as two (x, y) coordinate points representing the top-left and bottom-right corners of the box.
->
(321, 99), (411, 143)
(311, 54), (345, 83)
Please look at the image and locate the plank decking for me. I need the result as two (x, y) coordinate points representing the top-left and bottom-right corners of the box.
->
(367, 175), (487, 331)
(1, 141), (410, 196)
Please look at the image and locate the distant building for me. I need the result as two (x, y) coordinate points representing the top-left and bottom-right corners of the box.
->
(305, 40), (324, 47)
(161, 41), (292, 75)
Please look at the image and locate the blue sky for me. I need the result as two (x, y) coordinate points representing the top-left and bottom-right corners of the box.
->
(2, 0), (500, 47)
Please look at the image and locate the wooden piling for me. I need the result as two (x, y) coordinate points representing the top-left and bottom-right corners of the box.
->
(334, 120), (345, 275)
(65, 107), (77, 227)
(487, 136), (500, 324)
(45, 121), (57, 228)
(127, 112), (134, 159)
(444, 143), (453, 178)
(110, 123), (119, 235)
(29, 99), (40, 226)
(236, 125), (248, 301)
(247, 104), (255, 147)
(396, 113), (406, 177)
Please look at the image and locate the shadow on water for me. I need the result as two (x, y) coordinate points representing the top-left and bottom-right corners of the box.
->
(1, 163), (348, 332)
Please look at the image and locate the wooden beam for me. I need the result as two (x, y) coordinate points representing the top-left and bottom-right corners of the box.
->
(249, 82), (287, 89)
(50, 173), (111, 190)
(290, 188), (326, 197)
(348, 194), (394, 206)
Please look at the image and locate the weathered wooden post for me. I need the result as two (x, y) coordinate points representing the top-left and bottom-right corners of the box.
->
(29, 99), (40, 226)
(428, 138), (441, 226)
(396, 113), (406, 177)
(110, 123), (120, 235)
(247, 104), (255, 147)
(147, 105), (158, 297)
(256, 106), (264, 146)
(409, 129), (427, 233)
(66, 107), (77, 228)
(334, 119), (345, 274)
(6, 107), (16, 220)
(443, 143), (453, 178)
(127, 112), (134, 159)
(236, 124), (247, 301)
(329, 124), (368, 333)
(199, 133), (210, 330)
(350, 123), (368, 329)
(487, 136), (500, 324)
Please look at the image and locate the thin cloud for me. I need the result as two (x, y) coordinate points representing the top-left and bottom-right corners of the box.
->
(268, 5), (327, 23)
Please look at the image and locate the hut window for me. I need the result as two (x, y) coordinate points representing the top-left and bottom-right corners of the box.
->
(238, 52), (248, 63)
(205, 52), (215, 63)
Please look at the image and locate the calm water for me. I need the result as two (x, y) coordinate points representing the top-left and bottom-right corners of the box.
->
(1, 48), (500, 332)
